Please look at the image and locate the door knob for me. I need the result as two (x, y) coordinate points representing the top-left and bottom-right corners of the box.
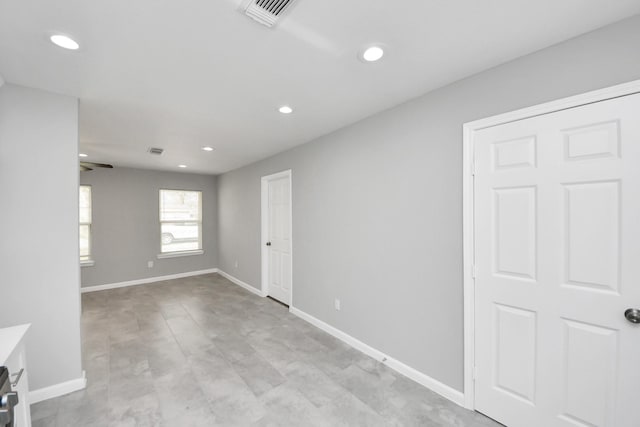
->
(624, 308), (640, 324)
(266, 242), (271, 246)
(0, 392), (18, 409)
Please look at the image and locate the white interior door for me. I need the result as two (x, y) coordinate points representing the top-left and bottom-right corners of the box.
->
(474, 93), (640, 427)
(263, 172), (292, 305)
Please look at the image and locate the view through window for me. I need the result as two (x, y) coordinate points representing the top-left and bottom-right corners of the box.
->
(79, 185), (92, 261)
(159, 189), (202, 253)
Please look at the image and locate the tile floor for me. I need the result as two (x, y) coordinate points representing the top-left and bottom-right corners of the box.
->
(30, 273), (501, 426)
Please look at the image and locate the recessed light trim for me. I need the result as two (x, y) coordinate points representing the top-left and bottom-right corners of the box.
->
(50, 34), (80, 50)
(362, 45), (384, 62)
(79, 153), (88, 158)
(202, 146), (214, 152)
(279, 106), (293, 114)
(178, 164), (187, 168)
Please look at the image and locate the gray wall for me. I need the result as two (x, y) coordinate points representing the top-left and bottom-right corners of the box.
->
(217, 15), (640, 392)
(0, 84), (83, 390)
(80, 167), (217, 287)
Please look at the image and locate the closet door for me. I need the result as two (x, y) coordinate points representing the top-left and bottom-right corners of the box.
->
(474, 93), (640, 427)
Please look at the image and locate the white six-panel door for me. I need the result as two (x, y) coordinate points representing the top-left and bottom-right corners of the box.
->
(474, 93), (640, 427)
(263, 171), (292, 305)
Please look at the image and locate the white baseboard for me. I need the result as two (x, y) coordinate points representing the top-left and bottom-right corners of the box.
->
(30, 371), (87, 403)
(81, 268), (219, 293)
(289, 306), (465, 407)
(217, 270), (267, 297)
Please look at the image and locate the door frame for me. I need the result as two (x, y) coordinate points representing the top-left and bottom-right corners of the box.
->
(261, 169), (293, 305)
(462, 79), (640, 410)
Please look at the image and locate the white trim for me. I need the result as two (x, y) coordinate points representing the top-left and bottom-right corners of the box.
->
(462, 121), (477, 410)
(30, 371), (87, 403)
(465, 79), (640, 132)
(261, 169), (293, 304)
(157, 249), (204, 259)
(81, 268), (219, 293)
(261, 175), (269, 297)
(80, 259), (95, 267)
(289, 306), (465, 407)
(217, 269), (267, 297)
(462, 78), (640, 410)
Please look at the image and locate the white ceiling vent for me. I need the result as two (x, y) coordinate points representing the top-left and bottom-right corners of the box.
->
(148, 147), (164, 155)
(244, 0), (297, 28)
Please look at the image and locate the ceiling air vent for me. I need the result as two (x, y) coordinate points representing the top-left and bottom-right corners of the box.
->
(148, 147), (164, 155)
(245, 0), (296, 28)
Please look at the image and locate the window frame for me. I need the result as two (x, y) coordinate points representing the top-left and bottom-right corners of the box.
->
(158, 188), (203, 257)
(79, 185), (94, 266)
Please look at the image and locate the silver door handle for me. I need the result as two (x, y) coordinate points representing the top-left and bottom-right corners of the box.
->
(624, 308), (640, 324)
(11, 369), (24, 387)
(1, 392), (17, 408)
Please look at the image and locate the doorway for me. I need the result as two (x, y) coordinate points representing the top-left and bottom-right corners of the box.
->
(261, 170), (293, 306)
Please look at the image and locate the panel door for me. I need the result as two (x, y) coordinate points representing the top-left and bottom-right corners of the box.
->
(474, 93), (640, 427)
(267, 175), (292, 305)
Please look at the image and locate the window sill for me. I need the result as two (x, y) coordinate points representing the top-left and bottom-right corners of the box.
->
(80, 260), (95, 267)
(157, 250), (204, 259)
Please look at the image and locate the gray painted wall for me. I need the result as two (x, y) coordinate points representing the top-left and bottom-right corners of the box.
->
(80, 167), (217, 287)
(0, 84), (83, 390)
(217, 15), (640, 392)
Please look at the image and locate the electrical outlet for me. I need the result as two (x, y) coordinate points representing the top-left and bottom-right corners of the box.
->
(334, 299), (341, 311)
(234, 260), (238, 268)
(148, 261), (154, 268)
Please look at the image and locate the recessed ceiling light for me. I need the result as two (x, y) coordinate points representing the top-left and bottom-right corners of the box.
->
(178, 164), (187, 168)
(362, 46), (384, 62)
(79, 153), (88, 158)
(279, 106), (293, 114)
(50, 34), (80, 50)
(202, 146), (214, 152)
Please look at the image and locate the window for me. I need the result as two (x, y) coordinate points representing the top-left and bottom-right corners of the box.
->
(159, 189), (202, 254)
(79, 185), (92, 262)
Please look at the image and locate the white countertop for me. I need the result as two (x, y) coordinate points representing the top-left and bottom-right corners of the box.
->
(0, 324), (30, 365)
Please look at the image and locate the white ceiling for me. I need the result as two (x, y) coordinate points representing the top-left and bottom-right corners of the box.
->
(1, 1), (639, 175)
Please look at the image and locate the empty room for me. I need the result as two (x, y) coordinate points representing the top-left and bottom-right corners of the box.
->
(1, 1), (639, 426)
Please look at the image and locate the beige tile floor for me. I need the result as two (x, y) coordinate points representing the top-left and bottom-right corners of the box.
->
(30, 273), (502, 426)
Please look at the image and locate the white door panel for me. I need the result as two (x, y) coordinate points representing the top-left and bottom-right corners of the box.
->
(264, 173), (292, 305)
(474, 93), (640, 427)
(493, 186), (537, 280)
(493, 303), (537, 404)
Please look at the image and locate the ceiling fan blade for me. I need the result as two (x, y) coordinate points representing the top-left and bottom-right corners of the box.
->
(80, 161), (114, 169)
(80, 165), (93, 171)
